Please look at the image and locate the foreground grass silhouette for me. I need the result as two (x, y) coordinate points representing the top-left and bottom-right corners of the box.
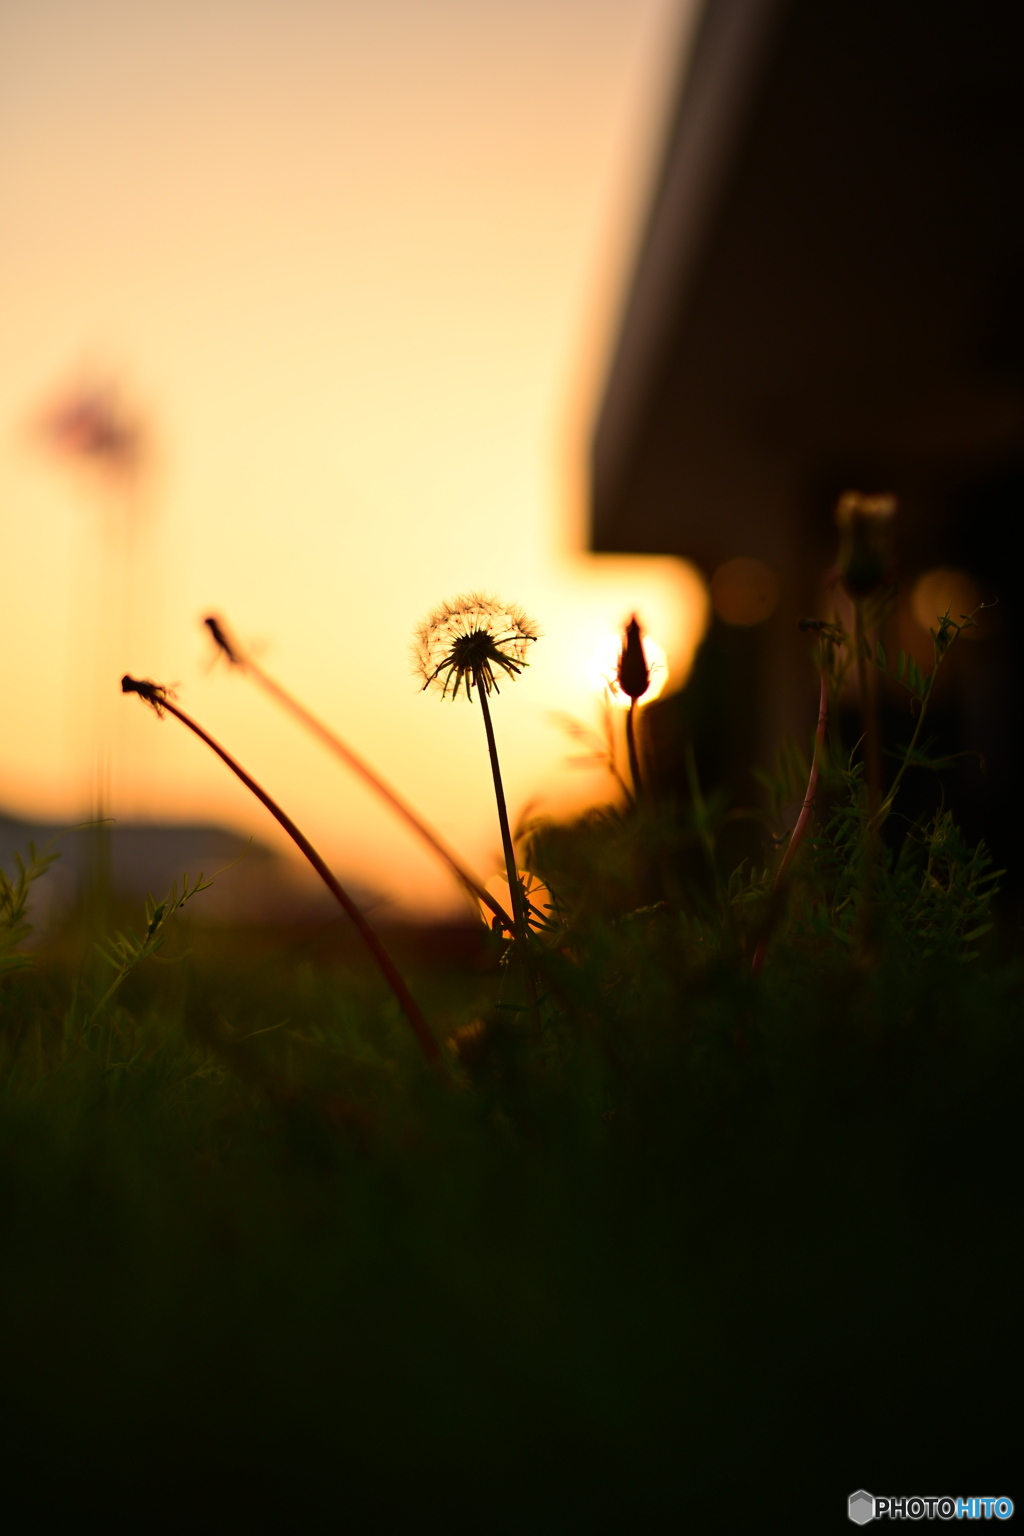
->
(3, 503), (1017, 1524)
(1, 819), (1019, 1527)
(121, 674), (441, 1068)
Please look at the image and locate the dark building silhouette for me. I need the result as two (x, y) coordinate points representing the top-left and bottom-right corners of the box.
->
(591, 0), (1024, 880)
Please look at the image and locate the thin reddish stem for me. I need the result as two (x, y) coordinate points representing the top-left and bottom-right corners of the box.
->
(752, 659), (829, 977)
(205, 621), (511, 932)
(854, 601), (882, 824)
(124, 680), (441, 1066)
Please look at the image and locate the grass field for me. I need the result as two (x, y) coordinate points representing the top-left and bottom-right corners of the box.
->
(2, 804), (1020, 1529)
(3, 569), (1021, 1528)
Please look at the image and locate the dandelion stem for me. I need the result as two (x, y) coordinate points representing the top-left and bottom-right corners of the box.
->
(205, 618), (512, 932)
(474, 671), (541, 1028)
(121, 676), (441, 1068)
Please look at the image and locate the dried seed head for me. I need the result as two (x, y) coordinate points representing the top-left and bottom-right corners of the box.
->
(414, 593), (539, 702)
(617, 615), (651, 701)
(121, 675), (173, 716)
(204, 615), (243, 667)
(834, 491), (897, 528)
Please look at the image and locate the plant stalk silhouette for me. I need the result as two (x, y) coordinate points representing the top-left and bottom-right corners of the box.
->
(415, 594), (541, 1029)
(121, 675), (441, 1068)
(751, 633), (831, 977)
(203, 616), (512, 934)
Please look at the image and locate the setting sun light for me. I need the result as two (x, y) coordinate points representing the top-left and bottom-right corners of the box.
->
(0, 0), (703, 920)
(587, 629), (669, 708)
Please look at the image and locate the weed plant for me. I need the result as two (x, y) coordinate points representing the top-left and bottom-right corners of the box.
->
(1, 513), (1020, 1527)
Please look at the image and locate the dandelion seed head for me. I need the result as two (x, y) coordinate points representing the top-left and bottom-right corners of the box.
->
(414, 592), (539, 701)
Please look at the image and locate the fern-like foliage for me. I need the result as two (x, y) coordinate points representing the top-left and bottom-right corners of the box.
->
(0, 843), (59, 979)
(774, 757), (1002, 965)
(89, 872), (214, 1023)
(752, 735), (811, 828)
(890, 811), (1003, 961)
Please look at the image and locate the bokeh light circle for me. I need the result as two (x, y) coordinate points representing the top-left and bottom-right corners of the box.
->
(911, 567), (982, 636)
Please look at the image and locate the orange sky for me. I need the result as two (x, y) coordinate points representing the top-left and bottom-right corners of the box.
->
(0, 0), (707, 918)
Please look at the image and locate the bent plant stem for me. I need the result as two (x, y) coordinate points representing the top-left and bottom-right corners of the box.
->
(122, 678), (442, 1069)
(871, 675), (933, 831)
(251, 658), (512, 931)
(206, 619), (512, 934)
(872, 604), (977, 831)
(474, 671), (541, 1029)
(625, 700), (645, 800)
(854, 600), (882, 825)
(752, 654), (829, 976)
(853, 599), (882, 961)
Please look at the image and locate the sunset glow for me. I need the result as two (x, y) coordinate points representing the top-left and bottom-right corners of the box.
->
(587, 630), (670, 708)
(0, 0), (703, 919)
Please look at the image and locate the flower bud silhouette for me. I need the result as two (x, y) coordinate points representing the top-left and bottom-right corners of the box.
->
(617, 615), (651, 702)
(835, 490), (896, 598)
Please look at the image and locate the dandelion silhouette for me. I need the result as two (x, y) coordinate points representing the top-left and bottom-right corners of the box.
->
(415, 594), (540, 1026)
(415, 594), (538, 701)
(204, 615), (512, 932)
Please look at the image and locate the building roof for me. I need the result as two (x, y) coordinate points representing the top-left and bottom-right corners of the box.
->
(591, 0), (1024, 576)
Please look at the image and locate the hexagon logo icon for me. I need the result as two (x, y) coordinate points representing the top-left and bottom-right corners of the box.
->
(849, 1490), (875, 1524)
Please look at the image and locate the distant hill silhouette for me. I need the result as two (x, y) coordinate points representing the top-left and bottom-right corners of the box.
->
(0, 811), (361, 926)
